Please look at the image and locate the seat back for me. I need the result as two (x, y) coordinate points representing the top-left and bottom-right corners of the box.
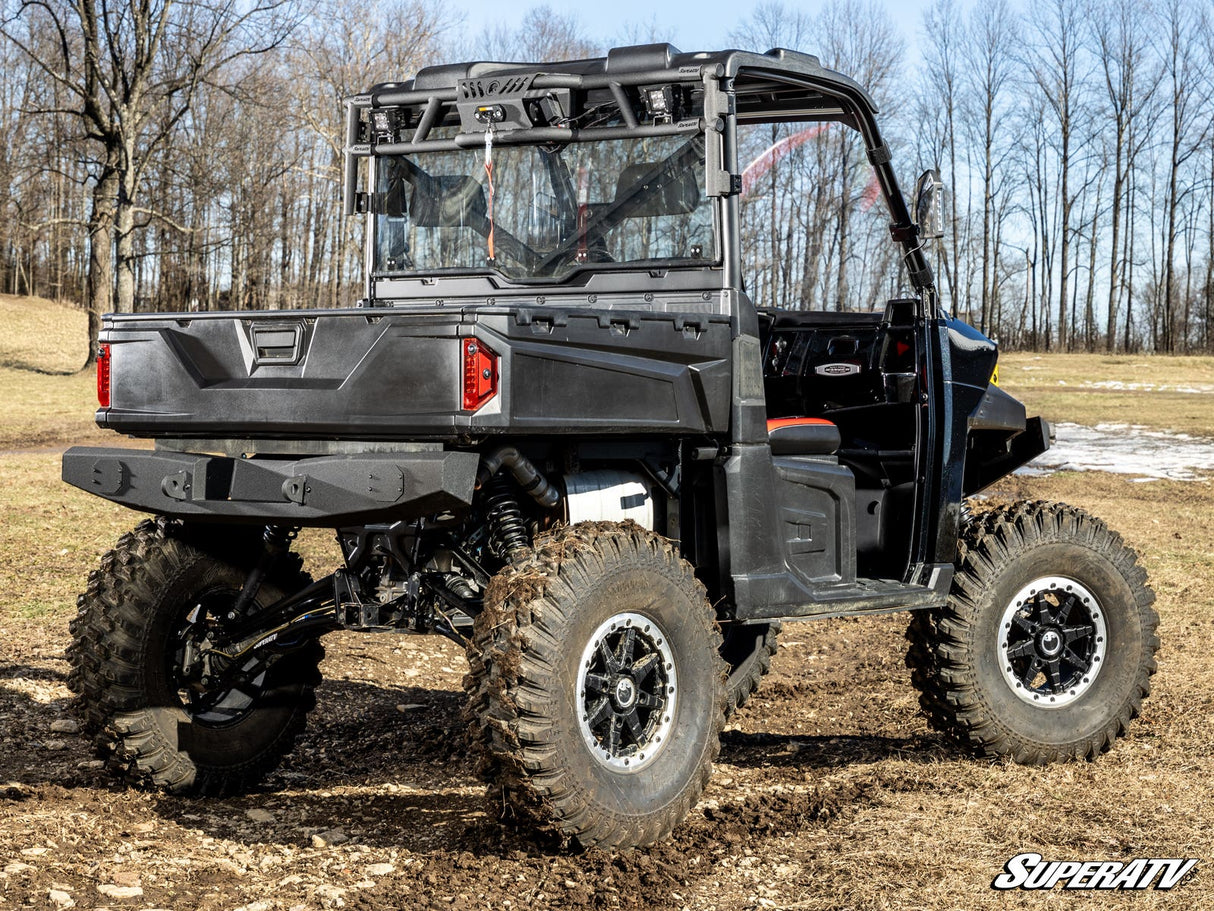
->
(767, 417), (840, 456)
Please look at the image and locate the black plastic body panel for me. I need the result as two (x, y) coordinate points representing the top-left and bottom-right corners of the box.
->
(770, 456), (855, 585)
(62, 446), (479, 525)
(96, 303), (732, 440)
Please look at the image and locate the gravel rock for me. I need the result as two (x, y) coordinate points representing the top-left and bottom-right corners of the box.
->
(316, 884), (347, 907)
(49, 719), (80, 734)
(365, 863), (395, 876)
(96, 884), (144, 899)
(3, 862), (33, 875)
(48, 889), (75, 907)
(245, 808), (276, 823)
(43, 740), (68, 751)
(311, 829), (348, 848)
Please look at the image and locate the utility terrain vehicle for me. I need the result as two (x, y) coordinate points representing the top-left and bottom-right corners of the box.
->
(64, 44), (1158, 850)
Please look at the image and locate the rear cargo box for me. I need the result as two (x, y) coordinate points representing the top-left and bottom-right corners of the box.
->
(98, 303), (732, 440)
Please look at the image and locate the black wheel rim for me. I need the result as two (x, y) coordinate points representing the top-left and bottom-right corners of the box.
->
(576, 612), (677, 772)
(169, 587), (271, 725)
(998, 575), (1107, 707)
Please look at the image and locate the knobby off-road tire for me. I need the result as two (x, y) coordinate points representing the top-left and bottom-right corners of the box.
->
(720, 621), (780, 715)
(906, 501), (1158, 763)
(67, 518), (323, 795)
(464, 522), (727, 849)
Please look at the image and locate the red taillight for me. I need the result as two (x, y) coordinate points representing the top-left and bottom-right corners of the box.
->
(462, 339), (498, 411)
(97, 343), (111, 408)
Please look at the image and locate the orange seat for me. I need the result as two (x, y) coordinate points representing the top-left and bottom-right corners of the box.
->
(767, 416), (840, 455)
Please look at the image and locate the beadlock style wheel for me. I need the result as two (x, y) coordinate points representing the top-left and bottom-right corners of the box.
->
(576, 611), (677, 772)
(464, 522), (726, 849)
(905, 501), (1159, 764)
(997, 576), (1108, 708)
(67, 519), (323, 796)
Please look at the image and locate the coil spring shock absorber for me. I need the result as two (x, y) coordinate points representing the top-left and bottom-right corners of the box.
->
(264, 525), (300, 551)
(228, 525), (301, 620)
(486, 473), (531, 565)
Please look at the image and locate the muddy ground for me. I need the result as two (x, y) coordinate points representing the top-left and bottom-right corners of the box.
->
(2, 464), (1212, 911)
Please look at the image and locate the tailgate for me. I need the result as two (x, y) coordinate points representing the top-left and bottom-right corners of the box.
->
(99, 310), (463, 438)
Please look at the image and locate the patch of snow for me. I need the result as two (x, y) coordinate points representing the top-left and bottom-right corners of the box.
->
(1023, 422), (1214, 481)
(1082, 380), (1214, 394)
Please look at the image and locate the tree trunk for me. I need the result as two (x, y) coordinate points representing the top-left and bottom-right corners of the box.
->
(114, 167), (138, 313)
(1106, 124), (1126, 352)
(84, 165), (119, 368)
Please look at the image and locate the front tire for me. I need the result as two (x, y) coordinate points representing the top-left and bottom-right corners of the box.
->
(907, 501), (1158, 763)
(464, 522), (726, 849)
(67, 519), (323, 795)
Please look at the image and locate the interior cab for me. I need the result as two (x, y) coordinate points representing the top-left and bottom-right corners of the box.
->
(758, 299), (923, 581)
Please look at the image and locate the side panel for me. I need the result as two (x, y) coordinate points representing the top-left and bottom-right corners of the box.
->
(466, 308), (732, 434)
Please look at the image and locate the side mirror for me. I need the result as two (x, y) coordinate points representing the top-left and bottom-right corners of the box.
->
(914, 169), (947, 240)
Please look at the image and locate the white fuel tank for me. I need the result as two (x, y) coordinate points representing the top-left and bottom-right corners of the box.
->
(563, 470), (655, 530)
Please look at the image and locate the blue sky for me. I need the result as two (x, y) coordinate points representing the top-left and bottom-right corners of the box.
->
(447, 0), (933, 65)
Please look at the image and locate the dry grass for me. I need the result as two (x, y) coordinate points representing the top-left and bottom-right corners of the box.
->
(0, 295), (109, 449)
(0, 366), (114, 450)
(0, 453), (136, 617)
(0, 293), (89, 375)
(999, 351), (1214, 437)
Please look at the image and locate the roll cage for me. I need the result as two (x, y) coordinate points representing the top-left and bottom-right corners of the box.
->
(343, 43), (937, 306)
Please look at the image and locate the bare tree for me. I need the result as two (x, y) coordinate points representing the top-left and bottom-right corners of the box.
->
(2, 0), (303, 363)
(921, 0), (963, 315)
(817, 0), (904, 310)
(1025, 0), (1091, 352)
(1090, 0), (1159, 351)
(289, 0), (447, 308)
(472, 6), (599, 63)
(962, 0), (1016, 335)
(1155, 0), (1211, 352)
(731, 1), (811, 310)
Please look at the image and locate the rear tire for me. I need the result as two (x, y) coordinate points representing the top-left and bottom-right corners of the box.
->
(67, 518), (323, 795)
(720, 621), (780, 715)
(906, 501), (1158, 763)
(464, 522), (726, 849)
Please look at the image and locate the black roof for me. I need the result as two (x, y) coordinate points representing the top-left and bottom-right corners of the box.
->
(377, 44), (879, 120)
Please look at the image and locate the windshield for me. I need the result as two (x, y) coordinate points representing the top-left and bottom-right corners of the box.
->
(372, 135), (715, 282)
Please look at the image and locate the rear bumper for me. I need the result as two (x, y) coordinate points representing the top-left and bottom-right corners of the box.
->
(62, 446), (479, 525)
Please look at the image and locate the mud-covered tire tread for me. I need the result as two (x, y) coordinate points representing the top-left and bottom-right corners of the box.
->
(67, 517), (322, 796)
(722, 622), (780, 716)
(463, 522), (726, 849)
(905, 500), (1159, 763)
